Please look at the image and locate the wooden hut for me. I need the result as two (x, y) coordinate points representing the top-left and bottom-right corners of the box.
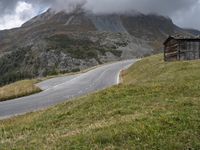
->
(164, 35), (200, 61)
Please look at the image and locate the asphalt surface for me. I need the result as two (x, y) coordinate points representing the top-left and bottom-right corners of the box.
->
(0, 60), (136, 119)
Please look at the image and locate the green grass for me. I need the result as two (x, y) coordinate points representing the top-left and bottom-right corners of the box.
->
(0, 54), (200, 149)
(0, 80), (42, 102)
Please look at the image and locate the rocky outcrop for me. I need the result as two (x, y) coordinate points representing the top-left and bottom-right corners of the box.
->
(0, 9), (198, 86)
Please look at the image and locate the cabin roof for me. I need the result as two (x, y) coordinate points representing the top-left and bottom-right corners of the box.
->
(163, 35), (200, 45)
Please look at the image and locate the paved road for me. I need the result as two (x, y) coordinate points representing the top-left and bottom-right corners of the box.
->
(0, 60), (136, 119)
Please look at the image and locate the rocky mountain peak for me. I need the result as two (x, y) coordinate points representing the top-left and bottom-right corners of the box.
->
(22, 8), (176, 36)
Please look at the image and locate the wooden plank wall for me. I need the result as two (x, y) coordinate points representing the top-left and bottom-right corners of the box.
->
(165, 40), (200, 61)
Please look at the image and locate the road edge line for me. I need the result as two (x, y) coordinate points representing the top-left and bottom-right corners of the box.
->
(117, 69), (123, 84)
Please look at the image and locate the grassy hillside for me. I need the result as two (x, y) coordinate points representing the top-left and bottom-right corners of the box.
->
(0, 55), (200, 149)
(0, 80), (42, 102)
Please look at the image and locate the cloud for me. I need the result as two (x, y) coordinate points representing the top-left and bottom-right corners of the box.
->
(50, 0), (87, 13)
(0, 0), (200, 30)
(84, 0), (198, 16)
(0, 1), (37, 30)
(0, 0), (199, 15)
(172, 0), (200, 30)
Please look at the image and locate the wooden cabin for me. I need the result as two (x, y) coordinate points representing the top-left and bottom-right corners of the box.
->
(164, 36), (200, 61)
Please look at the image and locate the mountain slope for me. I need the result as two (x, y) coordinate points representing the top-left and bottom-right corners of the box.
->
(0, 9), (197, 85)
(185, 28), (200, 36)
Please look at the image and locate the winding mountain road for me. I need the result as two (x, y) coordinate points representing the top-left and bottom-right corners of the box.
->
(0, 60), (137, 119)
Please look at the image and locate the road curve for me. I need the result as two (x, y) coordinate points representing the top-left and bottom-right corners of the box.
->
(0, 60), (137, 119)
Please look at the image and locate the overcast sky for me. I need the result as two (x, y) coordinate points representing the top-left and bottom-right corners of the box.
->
(0, 0), (199, 30)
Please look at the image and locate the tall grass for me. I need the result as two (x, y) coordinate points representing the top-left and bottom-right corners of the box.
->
(0, 54), (200, 149)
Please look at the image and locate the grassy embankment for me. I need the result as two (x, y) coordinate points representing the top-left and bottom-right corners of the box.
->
(0, 54), (200, 149)
(0, 80), (42, 102)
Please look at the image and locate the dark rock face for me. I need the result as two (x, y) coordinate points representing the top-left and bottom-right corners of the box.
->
(0, 9), (197, 85)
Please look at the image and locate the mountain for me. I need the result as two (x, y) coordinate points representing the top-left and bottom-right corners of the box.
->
(0, 9), (197, 86)
(185, 28), (200, 36)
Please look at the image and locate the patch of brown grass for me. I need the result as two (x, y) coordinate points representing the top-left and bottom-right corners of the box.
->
(0, 80), (42, 102)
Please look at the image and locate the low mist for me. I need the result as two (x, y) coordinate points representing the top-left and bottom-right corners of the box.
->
(0, 0), (199, 30)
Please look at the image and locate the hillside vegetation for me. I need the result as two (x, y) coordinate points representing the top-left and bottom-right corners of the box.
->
(0, 80), (42, 102)
(0, 55), (200, 149)
(0, 9), (194, 86)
